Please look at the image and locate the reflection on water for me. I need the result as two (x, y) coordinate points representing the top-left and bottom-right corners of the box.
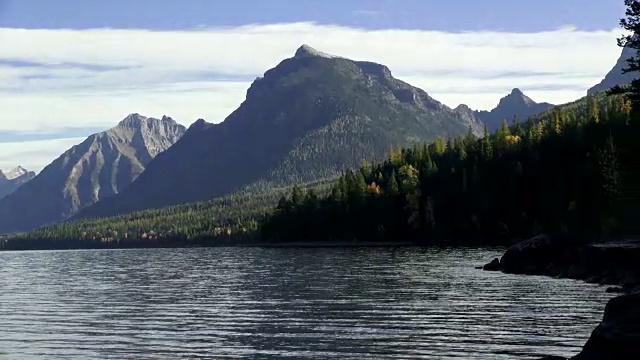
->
(0, 247), (610, 359)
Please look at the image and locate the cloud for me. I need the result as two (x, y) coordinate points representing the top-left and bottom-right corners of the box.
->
(0, 24), (622, 124)
(0, 137), (86, 172)
(0, 22), (625, 170)
(0, 81), (248, 133)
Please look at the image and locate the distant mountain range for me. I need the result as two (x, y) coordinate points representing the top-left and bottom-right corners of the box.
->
(0, 115), (186, 233)
(0, 167), (35, 200)
(588, 47), (636, 96)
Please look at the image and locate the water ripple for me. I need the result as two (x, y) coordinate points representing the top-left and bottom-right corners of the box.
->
(0, 247), (611, 359)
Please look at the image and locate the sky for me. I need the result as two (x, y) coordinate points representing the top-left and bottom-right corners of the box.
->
(0, 0), (629, 172)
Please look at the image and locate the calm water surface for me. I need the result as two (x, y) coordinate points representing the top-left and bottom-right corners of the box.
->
(0, 247), (611, 359)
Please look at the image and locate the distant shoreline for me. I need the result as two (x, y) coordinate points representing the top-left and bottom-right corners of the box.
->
(240, 241), (418, 248)
(0, 240), (509, 252)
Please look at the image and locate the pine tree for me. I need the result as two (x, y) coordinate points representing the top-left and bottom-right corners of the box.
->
(291, 185), (305, 207)
(588, 96), (600, 124)
(597, 136), (621, 209)
(610, 0), (640, 108)
(388, 171), (399, 195)
(353, 171), (367, 197)
(465, 125), (477, 145)
(481, 126), (493, 160)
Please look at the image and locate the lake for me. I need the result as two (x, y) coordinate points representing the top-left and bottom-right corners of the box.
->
(0, 247), (611, 359)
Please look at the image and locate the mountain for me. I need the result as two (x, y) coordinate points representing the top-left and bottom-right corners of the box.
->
(0, 114), (186, 233)
(470, 88), (554, 131)
(0, 166), (35, 200)
(587, 47), (636, 96)
(75, 44), (485, 220)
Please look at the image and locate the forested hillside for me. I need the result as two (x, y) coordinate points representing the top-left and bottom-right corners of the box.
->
(262, 93), (638, 244)
(0, 178), (335, 250)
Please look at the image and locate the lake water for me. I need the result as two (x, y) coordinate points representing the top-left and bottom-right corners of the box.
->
(0, 247), (612, 359)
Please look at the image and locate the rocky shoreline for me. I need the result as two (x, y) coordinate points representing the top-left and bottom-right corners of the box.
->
(482, 234), (640, 359)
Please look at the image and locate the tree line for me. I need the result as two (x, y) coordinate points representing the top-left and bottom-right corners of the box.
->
(261, 93), (637, 244)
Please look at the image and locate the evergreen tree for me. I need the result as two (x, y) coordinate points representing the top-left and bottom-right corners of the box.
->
(610, 0), (640, 107)
(388, 171), (400, 195)
(291, 185), (305, 207)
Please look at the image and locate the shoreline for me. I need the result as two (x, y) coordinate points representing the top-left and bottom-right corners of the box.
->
(481, 234), (640, 360)
(1, 238), (512, 252)
(239, 240), (417, 248)
(0, 241), (420, 252)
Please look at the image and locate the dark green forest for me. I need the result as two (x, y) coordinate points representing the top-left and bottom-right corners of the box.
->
(261, 94), (639, 244)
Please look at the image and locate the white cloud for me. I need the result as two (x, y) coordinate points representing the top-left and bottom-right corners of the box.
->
(0, 81), (248, 133)
(0, 22), (626, 169)
(0, 137), (86, 172)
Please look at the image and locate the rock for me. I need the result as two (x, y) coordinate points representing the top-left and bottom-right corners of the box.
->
(496, 235), (640, 286)
(572, 292), (640, 359)
(482, 258), (500, 271)
(499, 233), (578, 275)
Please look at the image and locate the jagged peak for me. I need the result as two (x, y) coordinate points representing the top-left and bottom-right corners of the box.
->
(499, 88), (534, 106)
(510, 88), (524, 96)
(294, 44), (337, 59)
(455, 104), (472, 112)
(117, 113), (149, 127)
(116, 113), (180, 129)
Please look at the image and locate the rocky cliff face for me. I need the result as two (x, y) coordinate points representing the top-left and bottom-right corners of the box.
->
(0, 114), (186, 233)
(75, 44), (485, 220)
(0, 166), (35, 200)
(587, 47), (637, 96)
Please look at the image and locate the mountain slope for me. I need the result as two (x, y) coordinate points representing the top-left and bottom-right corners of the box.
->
(470, 88), (554, 131)
(76, 44), (485, 219)
(0, 114), (186, 233)
(0, 167), (35, 200)
(588, 47), (636, 96)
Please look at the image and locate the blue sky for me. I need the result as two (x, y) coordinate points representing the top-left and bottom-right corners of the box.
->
(0, 0), (625, 32)
(0, 0), (628, 172)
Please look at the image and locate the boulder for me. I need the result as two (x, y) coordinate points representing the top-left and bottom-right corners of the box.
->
(482, 257), (500, 271)
(572, 292), (640, 359)
(499, 233), (579, 275)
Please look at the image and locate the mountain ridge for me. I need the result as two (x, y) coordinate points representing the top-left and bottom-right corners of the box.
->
(467, 88), (554, 131)
(0, 114), (186, 233)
